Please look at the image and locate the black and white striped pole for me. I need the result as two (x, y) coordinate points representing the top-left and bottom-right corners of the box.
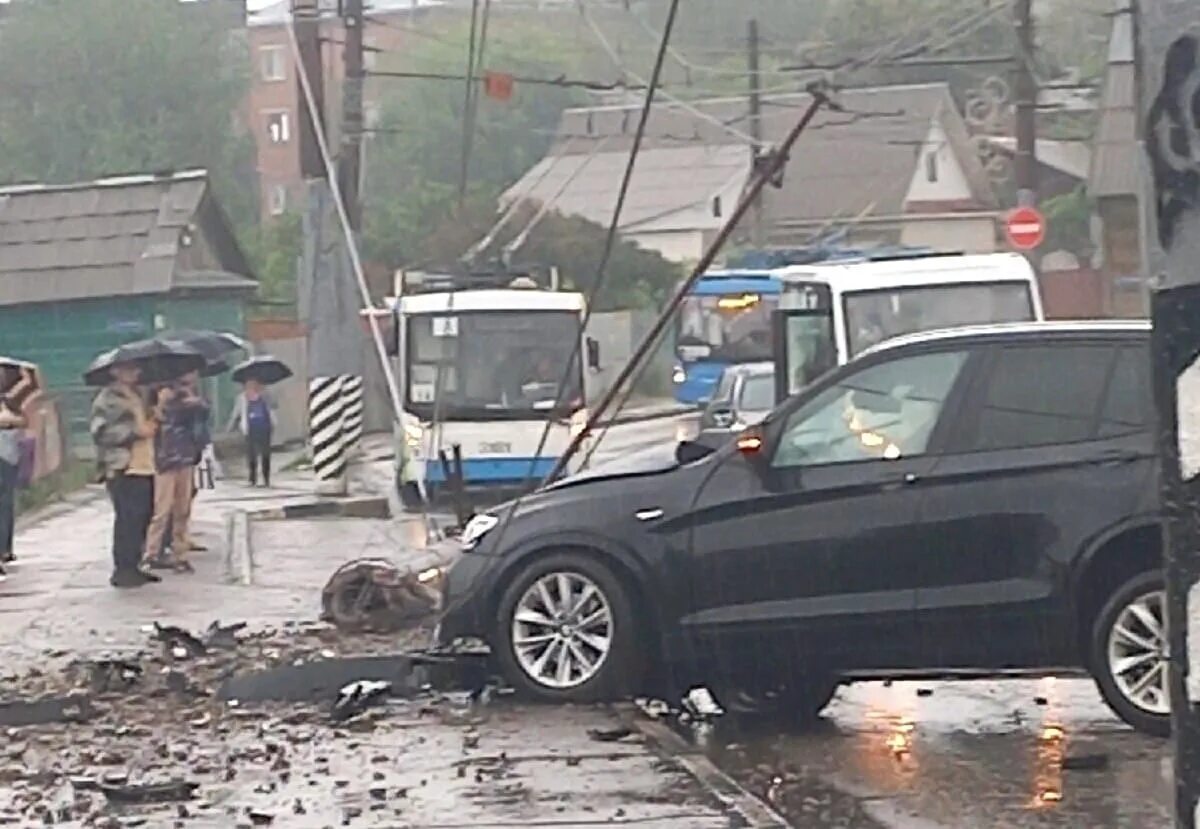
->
(309, 375), (348, 495)
(341, 374), (365, 458)
(1146, 31), (1200, 829)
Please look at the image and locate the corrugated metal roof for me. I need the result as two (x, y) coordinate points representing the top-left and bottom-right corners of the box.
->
(0, 170), (231, 307)
(505, 83), (995, 236)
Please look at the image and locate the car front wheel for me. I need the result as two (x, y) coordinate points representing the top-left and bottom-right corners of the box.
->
(494, 552), (641, 702)
(1091, 570), (1171, 737)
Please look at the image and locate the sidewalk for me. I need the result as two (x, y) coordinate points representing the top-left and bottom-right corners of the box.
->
(0, 438), (418, 672)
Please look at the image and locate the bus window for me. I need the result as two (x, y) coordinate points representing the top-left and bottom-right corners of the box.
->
(677, 293), (777, 363)
(843, 282), (1035, 357)
(785, 314), (837, 396)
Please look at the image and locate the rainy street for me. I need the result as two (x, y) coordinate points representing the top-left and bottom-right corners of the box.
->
(0, 417), (1181, 828)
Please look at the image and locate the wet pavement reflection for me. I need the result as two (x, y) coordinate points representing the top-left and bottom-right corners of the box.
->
(706, 678), (1172, 828)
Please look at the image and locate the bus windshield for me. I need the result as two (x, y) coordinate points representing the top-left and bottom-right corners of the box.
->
(406, 310), (583, 420)
(844, 281), (1035, 357)
(677, 292), (778, 362)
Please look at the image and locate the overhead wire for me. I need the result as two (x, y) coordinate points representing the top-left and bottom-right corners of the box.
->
(574, 0), (769, 149)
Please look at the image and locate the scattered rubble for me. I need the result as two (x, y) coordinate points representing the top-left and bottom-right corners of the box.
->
(320, 558), (442, 632)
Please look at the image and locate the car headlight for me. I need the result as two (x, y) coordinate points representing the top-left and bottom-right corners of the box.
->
(672, 365), (686, 384)
(460, 513), (499, 550)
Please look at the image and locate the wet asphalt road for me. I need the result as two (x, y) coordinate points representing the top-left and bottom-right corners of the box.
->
(706, 676), (1171, 828)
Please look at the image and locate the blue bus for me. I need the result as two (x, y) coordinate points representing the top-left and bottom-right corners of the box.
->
(673, 269), (782, 405)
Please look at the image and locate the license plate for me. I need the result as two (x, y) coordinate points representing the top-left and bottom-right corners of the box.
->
(479, 441), (512, 454)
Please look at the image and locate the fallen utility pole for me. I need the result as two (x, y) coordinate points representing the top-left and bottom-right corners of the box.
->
(1148, 25), (1200, 829)
(544, 83), (832, 484)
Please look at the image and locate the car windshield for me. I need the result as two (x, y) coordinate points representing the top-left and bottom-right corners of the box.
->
(677, 292), (778, 362)
(844, 282), (1035, 356)
(739, 374), (775, 411)
(407, 310), (582, 419)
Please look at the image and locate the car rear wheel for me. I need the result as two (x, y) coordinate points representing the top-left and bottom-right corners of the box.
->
(1091, 570), (1171, 737)
(494, 553), (641, 702)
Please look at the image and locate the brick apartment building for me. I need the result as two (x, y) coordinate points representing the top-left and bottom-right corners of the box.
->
(244, 0), (421, 221)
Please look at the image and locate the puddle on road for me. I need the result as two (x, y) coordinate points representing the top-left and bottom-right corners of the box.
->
(696, 678), (1174, 829)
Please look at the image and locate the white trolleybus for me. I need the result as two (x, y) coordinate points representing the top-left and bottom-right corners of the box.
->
(385, 271), (599, 508)
(771, 252), (1046, 402)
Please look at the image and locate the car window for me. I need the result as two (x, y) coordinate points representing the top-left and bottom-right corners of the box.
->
(713, 370), (737, 402)
(963, 345), (1115, 451)
(772, 350), (969, 468)
(1097, 345), (1151, 437)
(739, 375), (775, 411)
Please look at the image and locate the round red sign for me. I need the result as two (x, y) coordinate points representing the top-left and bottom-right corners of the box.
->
(1005, 205), (1046, 250)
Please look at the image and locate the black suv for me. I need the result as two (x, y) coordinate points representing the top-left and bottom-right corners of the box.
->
(438, 322), (1167, 734)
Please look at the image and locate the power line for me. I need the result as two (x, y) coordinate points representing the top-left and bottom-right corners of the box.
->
(574, 0), (769, 148)
(364, 67), (647, 90)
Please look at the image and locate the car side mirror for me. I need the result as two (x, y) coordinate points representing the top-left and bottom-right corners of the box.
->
(586, 337), (601, 371)
(710, 407), (735, 428)
(735, 427), (767, 463)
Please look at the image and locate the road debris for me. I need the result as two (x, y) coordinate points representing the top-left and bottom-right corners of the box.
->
(320, 558), (442, 632)
(331, 680), (391, 722)
(99, 779), (199, 804)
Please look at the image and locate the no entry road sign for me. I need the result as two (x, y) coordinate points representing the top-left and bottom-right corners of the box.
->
(1005, 205), (1046, 250)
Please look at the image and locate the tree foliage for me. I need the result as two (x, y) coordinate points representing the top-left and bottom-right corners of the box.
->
(0, 0), (256, 224)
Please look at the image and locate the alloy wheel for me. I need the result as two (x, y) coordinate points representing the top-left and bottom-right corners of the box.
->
(1107, 589), (1169, 716)
(511, 571), (613, 690)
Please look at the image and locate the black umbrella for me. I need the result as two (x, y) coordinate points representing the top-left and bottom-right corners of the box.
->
(201, 359), (230, 378)
(83, 340), (205, 387)
(0, 357), (40, 407)
(232, 355), (293, 386)
(154, 330), (248, 361)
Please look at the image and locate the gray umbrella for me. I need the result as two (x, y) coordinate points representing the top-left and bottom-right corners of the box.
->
(83, 339), (205, 387)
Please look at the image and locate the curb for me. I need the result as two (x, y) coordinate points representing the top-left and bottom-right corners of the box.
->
(249, 496), (390, 521)
(615, 704), (791, 829)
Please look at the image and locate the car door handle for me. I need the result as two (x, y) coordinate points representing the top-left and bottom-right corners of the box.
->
(881, 473), (919, 490)
(1096, 450), (1140, 466)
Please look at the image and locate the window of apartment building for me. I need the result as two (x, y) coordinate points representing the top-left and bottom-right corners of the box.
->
(268, 184), (288, 217)
(265, 110), (291, 145)
(260, 45), (287, 82)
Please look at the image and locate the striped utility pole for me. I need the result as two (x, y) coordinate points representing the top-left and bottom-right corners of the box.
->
(309, 375), (348, 494)
(341, 374), (365, 457)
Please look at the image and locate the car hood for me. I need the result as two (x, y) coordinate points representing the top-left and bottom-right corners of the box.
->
(546, 443), (683, 491)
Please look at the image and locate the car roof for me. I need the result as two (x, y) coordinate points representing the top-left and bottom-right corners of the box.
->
(860, 320), (1151, 358)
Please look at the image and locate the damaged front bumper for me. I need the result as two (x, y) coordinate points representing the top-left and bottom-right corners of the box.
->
(433, 546), (501, 651)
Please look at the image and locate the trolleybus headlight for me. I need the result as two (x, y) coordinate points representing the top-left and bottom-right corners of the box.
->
(672, 365), (686, 384)
(403, 421), (423, 449)
(461, 513), (499, 550)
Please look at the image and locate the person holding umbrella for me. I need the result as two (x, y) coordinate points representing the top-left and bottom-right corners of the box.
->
(86, 340), (203, 588)
(0, 398), (25, 579)
(143, 368), (208, 574)
(228, 356), (291, 488)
